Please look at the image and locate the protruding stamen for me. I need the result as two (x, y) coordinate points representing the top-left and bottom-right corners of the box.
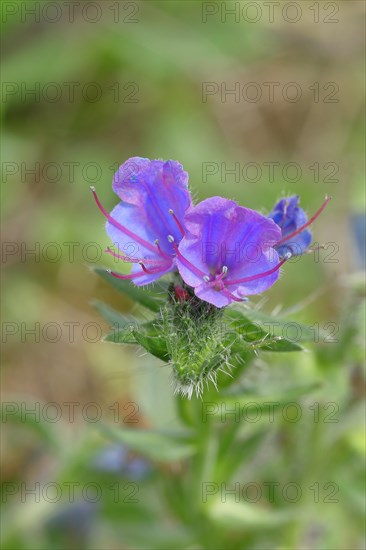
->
(154, 239), (171, 260)
(280, 199), (289, 228)
(208, 265), (229, 287)
(138, 261), (168, 275)
(227, 257), (288, 286)
(106, 247), (170, 269)
(221, 288), (246, 303)
(90, 186), (159, 256)
(305, 244), (325, 254)
(105, 246), (139, 263)
(203, 275), (210, 282)
(106, 268), (147, 280)
(169, 209), (186, 236)
(276, 195), (331, 246)
(173, 243), (208, 278)
(207, 265), (229, 287)
(167, 235), (175, 243)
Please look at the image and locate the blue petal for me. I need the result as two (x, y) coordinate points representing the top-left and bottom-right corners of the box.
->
(141, 160), (191, 247)
(131, 261), (174, 286)
(269, 195), (312, 256)
(177, 236), (210, 289)
(182, 197), (281, 276)
(104, 157), (193, 286)
(228, 249), (281, 297)
(106, 202), (175, 285)
(195, 284), (233, 308)
(276, 229), (312, 257)
(112, 157), (151, 205)
(112, 158), (191, 253)
(106, 202), (160, 260)
(177, 197), (282, 307)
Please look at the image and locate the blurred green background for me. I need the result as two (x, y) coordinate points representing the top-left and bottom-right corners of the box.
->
(1, 1), (365, 549)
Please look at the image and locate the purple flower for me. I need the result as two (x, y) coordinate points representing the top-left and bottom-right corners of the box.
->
(91, 157), (191, 284)
(175, 197), (287, 308)
(269, 195), (330, 258)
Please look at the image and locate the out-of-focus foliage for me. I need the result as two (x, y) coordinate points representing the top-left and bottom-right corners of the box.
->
(1, 1), (365, 549)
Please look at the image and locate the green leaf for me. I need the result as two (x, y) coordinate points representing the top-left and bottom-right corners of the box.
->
(133, 329), (170, 361)
(251, 337), (303, 352)
(224, 310), (268, 342)
(225, 308), (315, 344)
(223, 321), (302, 361)
(92, 299), (139, 328)
(207, 497), (295, 529)
(91, 267), (169, 312)
(1, 398), (60, 450)
(220, 381), (321, 410)
(104, 328), (138, 345)
(104, 318), (170, 361)
(99, 424), (195, 462)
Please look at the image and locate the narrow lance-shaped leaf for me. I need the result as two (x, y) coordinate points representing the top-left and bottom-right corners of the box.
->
(104, 319), (170, 361)
(99, 424), (195, 462)
(225, 308), (316, 343)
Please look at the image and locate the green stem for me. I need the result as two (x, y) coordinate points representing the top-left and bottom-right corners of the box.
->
(191, 395), (214, 508)
(213, 419), (242, 482)
(175, 393), (194, 427)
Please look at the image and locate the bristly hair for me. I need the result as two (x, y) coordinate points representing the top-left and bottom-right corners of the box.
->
(157, 288), (234, 399)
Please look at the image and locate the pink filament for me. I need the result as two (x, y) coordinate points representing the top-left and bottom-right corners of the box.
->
(107, 269), (147, 280)
(155, 240), (171, 260)
(139, 262), (169, 274)
(205, 270), (227, 289)
(106, 246), (167, 265)
(105, 247), (140, 263)
(226, 257), (287, 286)
(108, 263), (166, 280)
(221, 287), (245, 303)
(90, 187), (160, 256)
(173, 244), (207, 278)
(169, 210), (186, 236)
(276, 195), (331, 246)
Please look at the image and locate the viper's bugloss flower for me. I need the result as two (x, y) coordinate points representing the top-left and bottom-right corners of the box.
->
(175, 197), (288, 308)
(91, 157), (191, 284)
(269, 195), (330, 257)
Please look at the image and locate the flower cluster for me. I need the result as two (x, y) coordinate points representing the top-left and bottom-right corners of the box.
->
(91, 157), (330, 308)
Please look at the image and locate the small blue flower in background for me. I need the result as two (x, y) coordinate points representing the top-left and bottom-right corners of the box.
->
(92, 444), (151, 479)
(91, 157), (191, 284)
(46, 501), (98, 541)
(176, 197), (286, 308)
(351, 212), (366, 269)
(269, 195), (330, 258)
